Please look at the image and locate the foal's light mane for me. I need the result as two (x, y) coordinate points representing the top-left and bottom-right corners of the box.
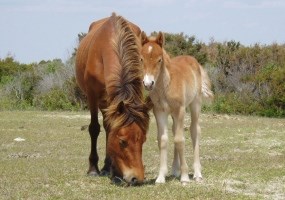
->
(104, 13), (149, 133)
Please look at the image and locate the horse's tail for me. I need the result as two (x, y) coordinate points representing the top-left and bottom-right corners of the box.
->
(200, 65), (214, 100)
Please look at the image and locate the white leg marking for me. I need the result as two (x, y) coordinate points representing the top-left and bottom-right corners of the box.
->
(154, 108), (168, 184)
(172, 107), (190, 184)
(190, 98), (203, 182)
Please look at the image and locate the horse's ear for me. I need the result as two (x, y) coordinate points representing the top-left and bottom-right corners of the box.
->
(117, 101), (125, 114)
(156, 31), (164, 47)
(141, 31), (149, 46)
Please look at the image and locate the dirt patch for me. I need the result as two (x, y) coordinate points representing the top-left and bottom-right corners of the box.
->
(8, 152), (42, 159)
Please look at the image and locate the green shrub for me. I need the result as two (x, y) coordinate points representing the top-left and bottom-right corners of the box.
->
(33, 88), (79, 111)
(1, 35), (284, 117)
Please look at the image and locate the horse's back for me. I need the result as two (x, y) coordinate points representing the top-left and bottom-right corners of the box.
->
(76, 15), (121, 94)
(76, 15), (141, 94)
(75, 17), (110, 93)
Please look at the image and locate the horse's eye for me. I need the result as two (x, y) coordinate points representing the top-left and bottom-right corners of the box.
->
(158, 58), (162, 63)
(119, 139), (128, 148)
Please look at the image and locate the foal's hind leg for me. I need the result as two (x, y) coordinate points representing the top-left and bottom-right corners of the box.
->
(172, 107), (190, 184)
(171, 116), (180, 178)
(154, 108), (169, 184)
(190, 98), (203, 181)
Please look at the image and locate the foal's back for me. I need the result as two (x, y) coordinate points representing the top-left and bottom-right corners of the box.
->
(168, 55), (203, 105)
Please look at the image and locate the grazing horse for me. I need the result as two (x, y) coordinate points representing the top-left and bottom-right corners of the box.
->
(75, 13), (150, 185)
(140, 32), (213, 184)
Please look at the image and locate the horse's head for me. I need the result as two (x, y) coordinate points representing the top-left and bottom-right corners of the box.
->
(140, 31), (165, 91)
(106, 100), (149, 186)
(107, 122), (146, 185)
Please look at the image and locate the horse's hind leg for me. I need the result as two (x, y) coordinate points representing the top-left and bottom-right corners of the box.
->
(190, 97), (203, 181)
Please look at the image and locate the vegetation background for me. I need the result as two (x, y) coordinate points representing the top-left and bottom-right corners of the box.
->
(0, 32), (284, 117)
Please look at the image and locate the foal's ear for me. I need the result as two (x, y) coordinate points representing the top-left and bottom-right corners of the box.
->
(117, 101), (125, 114)
(156, 31), (164, 47)
(141, 31), (149, 46)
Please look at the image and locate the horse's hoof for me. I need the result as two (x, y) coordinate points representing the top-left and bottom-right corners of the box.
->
(112, 176), (123, 184)
(87, 171), (100, 176)
(100, 170), (110, 176)
(111, 177), (128, 187)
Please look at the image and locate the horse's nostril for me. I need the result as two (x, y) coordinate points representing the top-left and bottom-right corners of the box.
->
(131, 177), (138, 184)
(151, 81), (154, 86)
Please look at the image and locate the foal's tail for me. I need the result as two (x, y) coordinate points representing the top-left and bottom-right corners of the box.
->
(200, 65), (214, 100)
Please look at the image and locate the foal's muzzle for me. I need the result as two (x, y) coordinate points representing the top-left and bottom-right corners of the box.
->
(143, 74), (155, 91)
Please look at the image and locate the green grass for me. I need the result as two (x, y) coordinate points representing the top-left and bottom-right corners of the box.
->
(1, 111), (285, 199)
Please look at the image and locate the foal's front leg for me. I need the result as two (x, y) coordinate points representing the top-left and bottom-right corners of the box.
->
(154, 108), (169, 184)
(172, 107), (190, 184)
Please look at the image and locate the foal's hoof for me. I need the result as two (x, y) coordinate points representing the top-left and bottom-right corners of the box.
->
(155, 177), (166, 184)
(181, 181), (189, 186)
(194, 177), (203, 182)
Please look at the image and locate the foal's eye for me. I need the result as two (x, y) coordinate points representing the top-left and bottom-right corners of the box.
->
(158, 58), (162, 63)
(140, 57), (144, 63)
(119, 139), (128, 148)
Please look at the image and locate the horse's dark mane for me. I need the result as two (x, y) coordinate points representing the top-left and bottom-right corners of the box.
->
(105, 13), (149, 133)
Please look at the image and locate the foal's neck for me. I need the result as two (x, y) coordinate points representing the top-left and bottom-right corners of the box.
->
(157, 50), (171, 90)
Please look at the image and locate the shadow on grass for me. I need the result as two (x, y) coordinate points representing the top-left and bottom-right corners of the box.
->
(87, 172), (196, 187)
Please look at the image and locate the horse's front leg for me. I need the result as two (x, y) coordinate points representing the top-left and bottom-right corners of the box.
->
(100, 107), (111, 176)
(172, 107), (190, 184)
(154, 108), (169, 184)
(88, 110), (101, 176)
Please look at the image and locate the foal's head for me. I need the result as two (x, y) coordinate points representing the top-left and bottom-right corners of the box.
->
(141, 32), (165, 91)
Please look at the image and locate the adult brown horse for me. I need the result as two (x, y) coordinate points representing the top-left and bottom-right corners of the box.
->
(76, 13), (150, 185)
(140, 32), (213, 184)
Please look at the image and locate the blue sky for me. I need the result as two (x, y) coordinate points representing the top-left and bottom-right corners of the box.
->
(0, 0), (284, 63)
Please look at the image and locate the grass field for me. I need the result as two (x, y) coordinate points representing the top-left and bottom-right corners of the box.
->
(0, 111), (284, 199)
